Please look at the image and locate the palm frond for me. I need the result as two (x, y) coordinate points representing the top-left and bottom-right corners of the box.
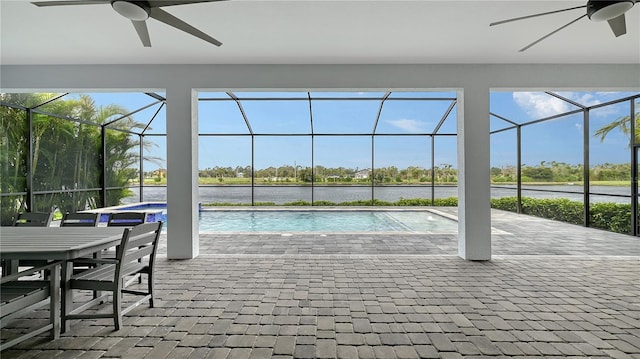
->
(594, 112), (640, 144)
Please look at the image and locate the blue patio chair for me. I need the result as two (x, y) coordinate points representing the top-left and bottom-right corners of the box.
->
(107, 212), (147, 227)
(61, 212), (99, 227)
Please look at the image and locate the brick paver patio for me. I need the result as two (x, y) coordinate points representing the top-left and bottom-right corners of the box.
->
(2, 209), (639, 358)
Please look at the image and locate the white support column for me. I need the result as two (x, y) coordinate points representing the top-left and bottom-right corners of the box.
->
(457, 86), (491, 260)
(166, 86), (199, 259)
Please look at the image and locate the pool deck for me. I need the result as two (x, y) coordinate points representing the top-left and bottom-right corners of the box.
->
(3, 208), (639, 358)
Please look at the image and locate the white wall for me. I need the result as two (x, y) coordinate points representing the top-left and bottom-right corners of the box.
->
(2, 64), (638, 260)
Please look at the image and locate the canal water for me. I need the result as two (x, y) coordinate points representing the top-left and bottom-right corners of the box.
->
(125, 185), (634, 205)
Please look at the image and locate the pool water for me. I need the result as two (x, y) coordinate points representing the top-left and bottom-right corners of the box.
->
(197, 211), (457, 233)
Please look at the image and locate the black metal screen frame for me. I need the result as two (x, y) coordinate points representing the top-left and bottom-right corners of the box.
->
(0, 93), (166, 212)
(490, 92), (640, 235)
(198, 91), (458, 206)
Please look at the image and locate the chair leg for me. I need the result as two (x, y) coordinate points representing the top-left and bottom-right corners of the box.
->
(113, 291), (122, 330)
(148, 272), (155, 308)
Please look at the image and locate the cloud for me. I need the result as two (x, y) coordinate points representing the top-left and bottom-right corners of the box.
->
(513, 92), (571, 118)
(513, 91), (626, 120)
(387, 118), (426, 132)
(574, 93), (601, 107)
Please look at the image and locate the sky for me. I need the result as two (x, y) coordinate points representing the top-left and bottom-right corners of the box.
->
(75, 90), (639, 171)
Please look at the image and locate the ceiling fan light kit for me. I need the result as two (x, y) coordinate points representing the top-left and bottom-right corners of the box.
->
(490, 0), (636, 51)
(587, 0), (634, 21)
(111, 0), (150, 21)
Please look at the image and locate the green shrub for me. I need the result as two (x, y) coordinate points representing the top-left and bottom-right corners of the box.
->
(396, 198), (432, 206)
(490, 197), (519, 212)
(394, 197), (458, 206)
(202, 202), (248, 206)
(254, 202), (276, 206)
(590, 202), (631, 234)
(339, 199), (394, 206)
(283, 200), (312, 206)
(313, 200), (336, 206)
(433, 197), (458, 206)
(521, 197), (584, 225)
(491, 196), (632, 234)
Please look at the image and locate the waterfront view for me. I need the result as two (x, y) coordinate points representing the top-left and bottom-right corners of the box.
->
(128, 184), (635, 205)
(2, 91), (638, 234)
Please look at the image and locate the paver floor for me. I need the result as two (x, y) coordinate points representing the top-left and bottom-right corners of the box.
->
(2, 209), (639, 358)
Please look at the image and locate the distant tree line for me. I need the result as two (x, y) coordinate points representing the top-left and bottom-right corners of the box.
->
(196, 161), (632, 185)
(491, 161), (631, 183)
(198, 164), (459, 184)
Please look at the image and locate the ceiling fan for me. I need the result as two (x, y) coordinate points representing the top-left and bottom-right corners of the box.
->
(490, 0), (637, 52)
(31, 0), (226, 47)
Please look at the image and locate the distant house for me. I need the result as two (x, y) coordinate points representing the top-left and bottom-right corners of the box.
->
(236, 172), (244, 178)
(354, 169), (370, 179)
(152, 169), (167, 178)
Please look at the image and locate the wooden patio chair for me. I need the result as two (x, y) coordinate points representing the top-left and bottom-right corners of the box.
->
(61, 213), (103, 278)
(7, 212), (53, 274)
(107, 212), (147, 227)
(61, 212), (100, 227)
(62, 221), (163, 330)
(106, 212), (150, 284)
(14, 212), (53, 227)
(1, 261), (60, 350)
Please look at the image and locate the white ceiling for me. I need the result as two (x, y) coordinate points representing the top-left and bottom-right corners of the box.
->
(1, 0), (639, 65)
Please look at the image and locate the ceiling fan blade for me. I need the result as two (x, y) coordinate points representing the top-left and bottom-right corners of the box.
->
(519, 14), (587, 52)
(607, 14), (627, 37)
(148, 0), (227, 8)
(132, 20), (151, 47)
(490, 5), (586, 26)
(32, 0), (109, 6)
(149, 7), (222, 46)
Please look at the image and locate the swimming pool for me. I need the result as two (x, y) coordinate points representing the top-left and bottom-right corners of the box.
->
(198, 210), (457, 233)
(99, 203), (457, 233)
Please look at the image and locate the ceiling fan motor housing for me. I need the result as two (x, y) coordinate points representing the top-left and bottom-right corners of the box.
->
(111, 0), (151, 21)
(587, 0), (635, 21)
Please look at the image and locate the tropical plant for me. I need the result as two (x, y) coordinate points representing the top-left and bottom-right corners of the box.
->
(0, 95), (31, 224)
(594, 107), (640, 145)
(1, 93), (153, 224)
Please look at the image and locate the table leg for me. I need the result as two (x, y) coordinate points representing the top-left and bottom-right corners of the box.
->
(61, 261), (72, 333)
(50, 263), (61, 339)
(1, 259), (19, 276)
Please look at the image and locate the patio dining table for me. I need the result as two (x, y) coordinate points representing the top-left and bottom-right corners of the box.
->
(0, 227), (126, 332)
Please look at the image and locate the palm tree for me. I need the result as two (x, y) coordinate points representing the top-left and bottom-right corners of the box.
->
(1, 93), (155, 223)
(0, 95), (31, 224)
(594, 107), (640, 145)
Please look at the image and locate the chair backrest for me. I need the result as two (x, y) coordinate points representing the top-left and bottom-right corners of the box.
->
(115, 221), (163, 279)
(14, 212), (53, 227)
(61, 212), (100, 227)
(107, 212), (147, 227)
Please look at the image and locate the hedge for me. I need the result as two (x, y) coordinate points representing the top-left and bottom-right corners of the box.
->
(491, 196), (632, 234)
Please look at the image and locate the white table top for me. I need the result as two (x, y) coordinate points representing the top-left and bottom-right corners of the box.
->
(0, 227), (126, 260)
